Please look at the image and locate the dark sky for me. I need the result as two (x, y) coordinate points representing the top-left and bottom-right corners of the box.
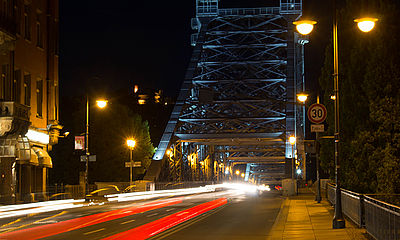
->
(59, 0), (343, 98)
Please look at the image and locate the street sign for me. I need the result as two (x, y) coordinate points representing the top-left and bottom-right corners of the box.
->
(125, 161), (141, 167)
(80, 155), (96, 162)
(308, 103), (327, 124)
(311, 124), (325, 132)
(125, 162), (132, 167)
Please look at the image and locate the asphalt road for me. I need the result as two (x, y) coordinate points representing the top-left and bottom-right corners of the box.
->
(151, 190), (284, 240)
(0, 188), (284, 240)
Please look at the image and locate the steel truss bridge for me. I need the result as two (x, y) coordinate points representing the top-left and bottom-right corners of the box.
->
(145, 0), (308, 186)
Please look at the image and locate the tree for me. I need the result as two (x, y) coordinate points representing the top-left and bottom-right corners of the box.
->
(318, 0), (400, 194)
(90, 103), (155, 182)
(49, 95), (155, 184)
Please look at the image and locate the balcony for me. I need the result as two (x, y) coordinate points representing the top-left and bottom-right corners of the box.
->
(0, 102), (30, 137)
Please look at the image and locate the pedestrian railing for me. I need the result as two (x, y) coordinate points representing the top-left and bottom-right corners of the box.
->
(364, 196), (400, 240)
(327, 183), (400, 240)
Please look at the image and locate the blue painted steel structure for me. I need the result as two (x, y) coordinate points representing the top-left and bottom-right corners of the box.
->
(145, 0), (307, 185)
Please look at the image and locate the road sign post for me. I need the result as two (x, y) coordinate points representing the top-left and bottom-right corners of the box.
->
(307, 103), (327, 204)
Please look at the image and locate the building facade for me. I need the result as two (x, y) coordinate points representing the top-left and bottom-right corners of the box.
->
(0, 0), (60, 204)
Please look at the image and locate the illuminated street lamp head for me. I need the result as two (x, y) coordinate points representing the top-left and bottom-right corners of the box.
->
(297, 93), (308, 103)
(293, 20), (317, 35)
(127, 139), (136, 149)
(241, 173), (245, 178)
(96, 100), (108, 108)
(289, 136), (296, 146)
(354, 18), (378, 32)
(235, 170), (240, 175)
(166, 149), (173, 157)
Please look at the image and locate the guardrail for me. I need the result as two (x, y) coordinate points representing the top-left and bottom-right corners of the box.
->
(327, 183), (400, 240)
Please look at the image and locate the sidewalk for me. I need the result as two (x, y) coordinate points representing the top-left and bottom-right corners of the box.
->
(267, 187), (371, 240)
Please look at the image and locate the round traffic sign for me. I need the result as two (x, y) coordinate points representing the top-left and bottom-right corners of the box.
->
(307, 103), (327, 124)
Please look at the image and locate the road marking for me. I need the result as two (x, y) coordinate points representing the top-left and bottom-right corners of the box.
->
(120, 219), (136, 225)
(84, 228), (106, 235)
(147, 213), (159, 217)
(166, 208), (175, 212)
(103, 198), (228, 240)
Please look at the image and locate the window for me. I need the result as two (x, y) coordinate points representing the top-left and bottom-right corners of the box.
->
(14, 0), (21, 35)
(36, 78), (42, 117)
(24, 72), (30, 106)
(24, 1), (31, 41)
(3, 0), (7, 15)
(36, 10), (43, 48)
(2, 64), (10, 100)
(13, 69), (21, 102)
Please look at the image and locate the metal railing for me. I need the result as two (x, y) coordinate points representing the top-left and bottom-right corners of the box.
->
(364, 196), (400, 240)
(218, 7), (280, 16)
(326, 184), (363, 226)
(327, 183), (400, 240)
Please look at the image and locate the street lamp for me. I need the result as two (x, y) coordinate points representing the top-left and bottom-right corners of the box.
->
(235, 170), (240, 181)
(297, 93), (308, 103)
(298, 70), (322, 203)
(289, 136), (296, 195)
(293, 20), (317, 35)
(85, 77), (107, 200)
(127, 139), (136, 190)
(354, 18), (378, 33)
(293, 2), (377, 229)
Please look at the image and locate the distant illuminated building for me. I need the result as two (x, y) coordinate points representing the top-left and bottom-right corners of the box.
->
(135, 86), (170, 106)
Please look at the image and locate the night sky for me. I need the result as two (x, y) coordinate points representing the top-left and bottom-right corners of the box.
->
(59, 0), (346, 99)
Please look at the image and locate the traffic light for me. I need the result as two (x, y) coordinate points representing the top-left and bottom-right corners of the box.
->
(304, 140), (316, 154)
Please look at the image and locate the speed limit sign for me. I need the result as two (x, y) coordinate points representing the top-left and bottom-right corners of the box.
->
(307, 103), (327, 124)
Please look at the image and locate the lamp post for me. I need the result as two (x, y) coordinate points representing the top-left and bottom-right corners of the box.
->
(127, 139), (136, 191)
(298, 70), (322, 203)
(293, 0), (377, 229)
(85, 77), (107, 199)
(289, 136), (296, 195)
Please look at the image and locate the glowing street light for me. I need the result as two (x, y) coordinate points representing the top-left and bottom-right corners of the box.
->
(96, 100), (108, 108)
(127, 139), (136, 149)
(354, 18), (378, 32)
(293, 20), (317, 35)
(297, 93), (308, 103)
(127, 139), (136, 191)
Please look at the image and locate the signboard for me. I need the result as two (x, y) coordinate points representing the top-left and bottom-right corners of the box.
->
(311, 124), (325, 132)
(125, 161), (141, 167)
(307, 103), (327, 124)
(80, 155), (96, 162)
(75, 136), (85, 150)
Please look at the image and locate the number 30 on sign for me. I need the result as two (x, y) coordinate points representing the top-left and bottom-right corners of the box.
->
(307, 103), (327, 124)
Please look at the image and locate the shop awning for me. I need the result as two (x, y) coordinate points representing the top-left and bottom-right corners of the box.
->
(29, 149), (39, 166)
(32, 147), (53, 168)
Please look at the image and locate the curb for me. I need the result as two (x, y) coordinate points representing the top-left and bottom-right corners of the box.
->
(266, 196), (289, 240)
